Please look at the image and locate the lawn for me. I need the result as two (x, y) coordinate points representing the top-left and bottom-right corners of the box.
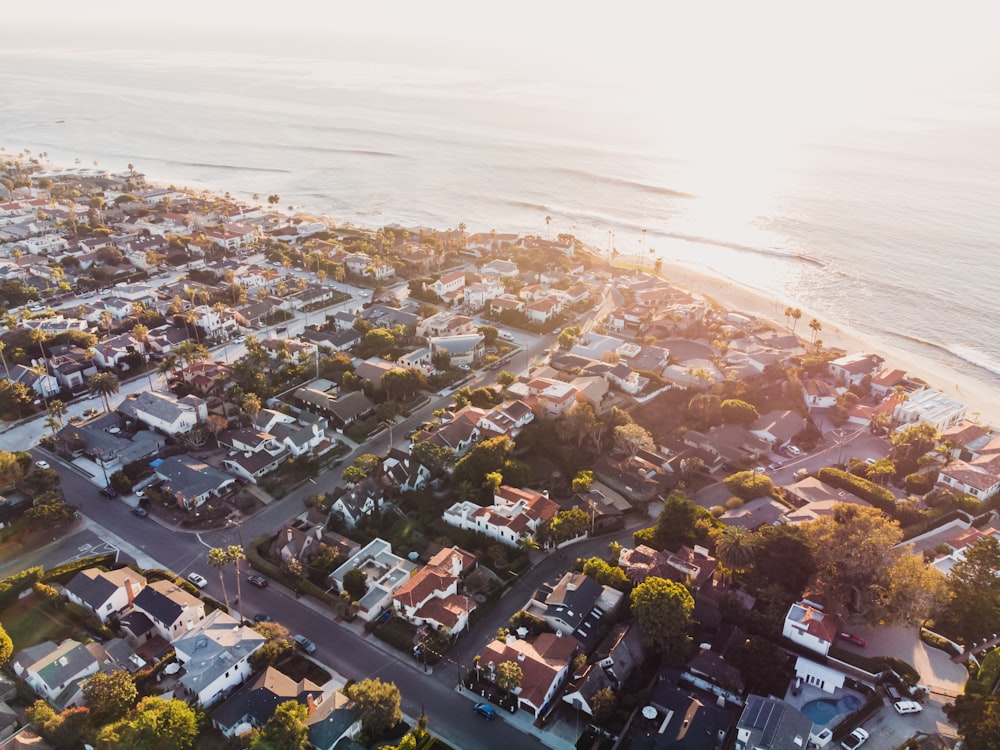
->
(2, 592), (81, 650)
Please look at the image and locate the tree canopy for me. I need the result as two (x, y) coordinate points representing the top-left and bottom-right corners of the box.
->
(95, 697), (198, 750)
(720, 398), (759, 425)
(82, 670), (138, 723)
(630, 576), (694, 657)
(0, 623), (11, 668)
(723, 470), (774, 500)
(944, 536), (1000, 643)
(452, 435), (512, 489)
(249, 700), (310, 750)
(807, 504), (947, 625)
(345, 678), (402, 739)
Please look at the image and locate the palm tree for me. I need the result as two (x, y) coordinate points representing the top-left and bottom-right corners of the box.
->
(31, 362), (51, 412)
(207, 548), (231, 610)
(715, 526), (754, 586)
(88, 372), (120, 412)
(175, 341), (209, 369)
(47, 399), (68, 429)
(99, 310), (114, 338)
(790, 308), (802, 333)
(184, 310), (202, 345)
(131, 323), (154, 390)
(157, 354), (179, 389)
(783, 306), (794, 330)
(227, 545), (246, 622)
(809, 318), (822, 345)
(544, 215), (552, 240)
(0, 341), (10, 380)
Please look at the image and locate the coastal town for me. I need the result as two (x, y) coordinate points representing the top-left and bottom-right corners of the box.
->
(0, 153), (997, 750)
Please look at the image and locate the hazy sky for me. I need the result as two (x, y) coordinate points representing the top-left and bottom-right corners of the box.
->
(8, 1), (999, 129)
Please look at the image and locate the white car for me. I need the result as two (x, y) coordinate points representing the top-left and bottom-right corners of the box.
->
(34, 460), (50, 470)
(186, 572), (209, 589)
(786, 445), (802, 456)
(841, 727), (869, 750)
(893, 700), (923, 715)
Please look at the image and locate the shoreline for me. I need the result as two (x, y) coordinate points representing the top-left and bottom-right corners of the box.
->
(654, 258), (1000, 429)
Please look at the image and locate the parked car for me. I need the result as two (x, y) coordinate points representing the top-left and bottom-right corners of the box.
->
(293, 634), (317, 654)
(841, 727), (869, 750)
(894, 700), (923, 715)
(786, 445), (802, 456)
(34, 460), (50, 470)
(130, 507), (148, 518)
(473, 703), (496, 720)
(187, 572), (209, 589)
(100, 486), (119, 499)
(247, 574), (268, 588)
(840, 632), (867, 648)
(253, 613), (273, 623)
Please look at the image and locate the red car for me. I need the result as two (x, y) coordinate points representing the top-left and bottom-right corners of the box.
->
(840, 632), (867, 648)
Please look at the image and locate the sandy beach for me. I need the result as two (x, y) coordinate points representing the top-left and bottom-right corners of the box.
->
(656, 259), (1000, 429)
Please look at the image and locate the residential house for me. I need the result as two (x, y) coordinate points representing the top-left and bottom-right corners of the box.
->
(269, 420), (329, 458)
(870, 367), (908, 399)
(563, 624), (646, 716)
(45, 344), (99, 392)
(118, 391), (207, 436)
(381, 448), (431, 491)
(397, 347), (434, 375)
(429, 333), (484, 367)
(330, 538), (417, 622)
(894, 388), (967, 432)
(782, 478), (870, 524)
(929, 525), (1000, 575)
(618, 544), (717, 592)
(173, 610), (265, 707)
(91, 333), (142, 370)
(292, 387), (375, 430)
(146, 324), (190, 354)
(636, 672), (735, 750)
(306, 690), (363, 750)
(749, 410), (806, 450)
(443, 485), (559, 547)
(130, 579), (206, 642)
(220, 428), (289, 484)
(802, 378), (839, 411)
(429, 270), (466, 304)
(301, 327), (362, 353)
(782, 601), (837, 657)
(465, 279), (505, 311)
(683, 426), (772, 467)
(720, 496), (790, 530)
(827, 352), (884, 387)
(525, 297), (560, 324)
(11, 640), (101, 708)
(174, 361), (232, 396)
(392, 546), (478, 633)
(489, 295), (526, 316)
(328, 478), (384, 529)
(6, 363), (60, 399)
(937, 461), (1000, 502)
(352, 358), (397, 390)
(735, 695), (814, 750)
(211, 666), (324, 737)
(480, 259), (519, 278)
(477, 634), (578, 717)
(416, 311), (476, 340)
(154, 455), (237, 509)
(64, 568), (147, 624)
(523, 572), (623, 647)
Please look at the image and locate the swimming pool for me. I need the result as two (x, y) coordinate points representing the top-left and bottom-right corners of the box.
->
(800, 695), (863, 725)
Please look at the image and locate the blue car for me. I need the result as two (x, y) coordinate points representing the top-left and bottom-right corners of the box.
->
(473, 703), (496, 720)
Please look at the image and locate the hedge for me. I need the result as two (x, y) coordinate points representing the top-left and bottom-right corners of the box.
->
(374, 617), (419, 655)
(919, 627), (962, 657)
(0, 566), (43, 609)
(817, 468), (895, 511)
(42, 553), (117, 585)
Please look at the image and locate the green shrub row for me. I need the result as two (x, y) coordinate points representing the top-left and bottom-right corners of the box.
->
(374, 617), (418, 654)
(0, 566), (43, 609)
(919, 627), (962, 656)
(42, 553), (117, 585)
(817, 467), (895, 511)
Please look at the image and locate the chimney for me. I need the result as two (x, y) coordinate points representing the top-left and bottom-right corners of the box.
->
(125, 578), (136, 606)
(517, 652), (525, 662)
(505, 634), (517, 646)
(306, 694), (317, 715)
(287, 528), (294, 543)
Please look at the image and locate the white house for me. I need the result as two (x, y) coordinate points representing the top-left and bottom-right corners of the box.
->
(937, 461), (1000, 502)
(828, 352), (883, 386)
(64, 568), (147, 624)
(443, 485), (559, 547)
(12, 639), (100, 705)
(397, 347), (434, 375)
(328, 479), (383, 529)
(782, 600), (837, 657)
(173, 610), (265, 707)
(893, 388), (967, 432)
(792, 655), (846, 695)
(464, 279), (505, 311)
(428, 333), (484, 367)
(392, 546), (477, 633)
(330, 538), (417, 622)
(118, 391), (208, 435)
(476, 634), (577, 717)
(131, 579), (207, 642)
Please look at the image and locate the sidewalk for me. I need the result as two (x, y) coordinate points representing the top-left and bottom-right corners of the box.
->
(452, 684), (576, 750)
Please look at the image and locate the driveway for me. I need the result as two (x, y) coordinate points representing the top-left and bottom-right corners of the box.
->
(840, 625), (967, 698)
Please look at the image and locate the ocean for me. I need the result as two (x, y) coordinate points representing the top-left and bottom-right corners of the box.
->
(2, 34), (1000, 394)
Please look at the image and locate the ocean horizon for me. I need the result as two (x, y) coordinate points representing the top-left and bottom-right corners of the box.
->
(3, 30), (1000, 395)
